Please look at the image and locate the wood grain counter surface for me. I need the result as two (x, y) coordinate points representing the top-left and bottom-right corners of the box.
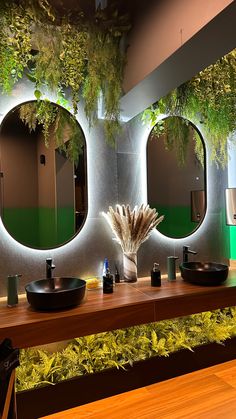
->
(1, 272), (236, 349)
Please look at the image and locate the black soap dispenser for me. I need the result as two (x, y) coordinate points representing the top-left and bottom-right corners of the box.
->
(103, 268), (114, 294)
(151, 263), (161, 287)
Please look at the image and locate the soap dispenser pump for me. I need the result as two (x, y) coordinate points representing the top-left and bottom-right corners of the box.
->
(151, 263), (161, 287)
(167, 256), (179, 281)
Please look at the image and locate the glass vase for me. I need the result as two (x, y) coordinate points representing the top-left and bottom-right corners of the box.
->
(123, 252), (137, 283)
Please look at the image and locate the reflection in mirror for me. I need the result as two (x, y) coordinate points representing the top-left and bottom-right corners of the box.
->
(0, 102), (87, 249)
(147, 116), (206, 239)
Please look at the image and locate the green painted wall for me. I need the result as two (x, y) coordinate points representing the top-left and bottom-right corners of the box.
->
(230, 227), (236, 259)
(38, 208), (57, 248)
(154, 205), (197, 238)
(3, 208), (39, 248)
(57, 207), (75, 244)
(3, 207), (74, 248)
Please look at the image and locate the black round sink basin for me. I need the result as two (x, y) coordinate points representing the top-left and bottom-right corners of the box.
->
(25, 277), (86, 311)
(179, 262), (229, 286)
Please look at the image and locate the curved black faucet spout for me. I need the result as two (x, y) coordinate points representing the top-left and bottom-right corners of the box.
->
(183, 246), (197, 263)
(46, 258), (55, 279)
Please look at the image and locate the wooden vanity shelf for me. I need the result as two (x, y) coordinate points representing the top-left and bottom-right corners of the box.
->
(1, 273), (236, 349)
(1, 273), (236, 419)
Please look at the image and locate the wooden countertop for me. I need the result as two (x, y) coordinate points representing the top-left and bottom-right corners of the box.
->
(1, 273), (236, 349)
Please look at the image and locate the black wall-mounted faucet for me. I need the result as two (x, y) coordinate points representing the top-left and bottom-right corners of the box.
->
(183, 246), (197, 263)
(46, 258), (55, 279)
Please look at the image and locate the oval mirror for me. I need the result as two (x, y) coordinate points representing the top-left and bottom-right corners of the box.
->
(147, 116), (206, 238)
(0, 101), (87, 249)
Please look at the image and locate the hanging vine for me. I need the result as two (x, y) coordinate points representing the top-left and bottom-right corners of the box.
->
(142, 48), (236, 168)
(0, 0), (130, 161)
(19, 101), (85, 165)
(0, 2), (32, 93)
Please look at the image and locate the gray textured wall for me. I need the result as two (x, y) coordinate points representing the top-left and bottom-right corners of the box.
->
(0, 79), (230, 297)
(117, 116), (229, 278)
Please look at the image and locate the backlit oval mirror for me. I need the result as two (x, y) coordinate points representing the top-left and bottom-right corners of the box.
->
(147, 116), (206, 238)
(0, 101), (87, 249)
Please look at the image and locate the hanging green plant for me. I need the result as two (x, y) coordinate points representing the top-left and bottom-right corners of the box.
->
(0, 0), (130, 159)
(144, 111), (204, 167)
(142, 48), (236, 168)
(19, 101), (85, 164)
(83, 28), (124, 145)
(0, 2), (32, 93)
(20, 101), (57, 146)
(54, 109), (85, 164)
(163, 116), (190, 167)
(60, 23), (88, 115)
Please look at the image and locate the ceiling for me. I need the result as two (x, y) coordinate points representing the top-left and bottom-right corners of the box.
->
(49, 0), (158, 25)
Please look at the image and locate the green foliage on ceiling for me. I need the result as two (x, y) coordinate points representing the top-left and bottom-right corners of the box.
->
(0, 2), (32, 93)
(142, 49), (236, 168)
(16, 306), (236, 392)
(0, 0), (130, 160)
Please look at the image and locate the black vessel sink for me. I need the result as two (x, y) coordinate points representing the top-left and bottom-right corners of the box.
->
(25, 277), (86, 311)
(179, 262), (229, 286)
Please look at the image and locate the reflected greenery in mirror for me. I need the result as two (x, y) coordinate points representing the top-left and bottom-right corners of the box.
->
(147, 116), (206, 239)
(0, 102), (87, 249)
(19, 101), (84, 165)
(148, 115), (204, 167)
(143, 48), (236, 167)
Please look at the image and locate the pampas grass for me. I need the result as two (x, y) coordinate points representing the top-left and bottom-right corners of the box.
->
(102, 204), (164, 252)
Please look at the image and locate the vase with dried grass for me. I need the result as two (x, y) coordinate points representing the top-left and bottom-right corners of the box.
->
(102, 204), (164, 282)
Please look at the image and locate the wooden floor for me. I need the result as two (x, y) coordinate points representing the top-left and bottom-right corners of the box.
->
(41, 360), (236, 419)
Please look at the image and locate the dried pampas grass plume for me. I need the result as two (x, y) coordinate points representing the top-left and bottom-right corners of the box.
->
(102, 204), (164, 253)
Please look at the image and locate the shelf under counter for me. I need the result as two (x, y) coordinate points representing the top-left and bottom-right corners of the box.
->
(1, 272), (236, 349)
(131, 272), (236, 320)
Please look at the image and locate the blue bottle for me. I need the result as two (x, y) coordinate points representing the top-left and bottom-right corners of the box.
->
(102, 258), (109, 276)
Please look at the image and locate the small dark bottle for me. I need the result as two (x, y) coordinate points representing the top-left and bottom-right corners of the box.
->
(151, 263), (161, 287)
(103, 268), (114, 294)
(114, 266), (120, 283)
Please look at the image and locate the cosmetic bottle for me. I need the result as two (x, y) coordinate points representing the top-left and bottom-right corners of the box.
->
(102, 258), (109, 276)
(7, 274), (22, 307)
(103, 268), (114, 294)
(151, 263), (161, 287)
(167, 256), (179, 281)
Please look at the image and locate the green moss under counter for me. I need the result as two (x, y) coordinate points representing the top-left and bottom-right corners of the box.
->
(1, 272), (236, 349)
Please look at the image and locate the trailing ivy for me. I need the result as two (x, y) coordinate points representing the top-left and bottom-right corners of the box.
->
(20, 101), (57, 147)
(16, 306), (236, 391)
(0, 2), (32, 93)
(83, 28), (123, 145)
(60, 23), (88, 115)
(19, 101), (85, 164)
(0, 1), (130, 160)
(53, 109), (85, 164)
(145, 113), (204, 167)
(142, 49), (236, 168)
